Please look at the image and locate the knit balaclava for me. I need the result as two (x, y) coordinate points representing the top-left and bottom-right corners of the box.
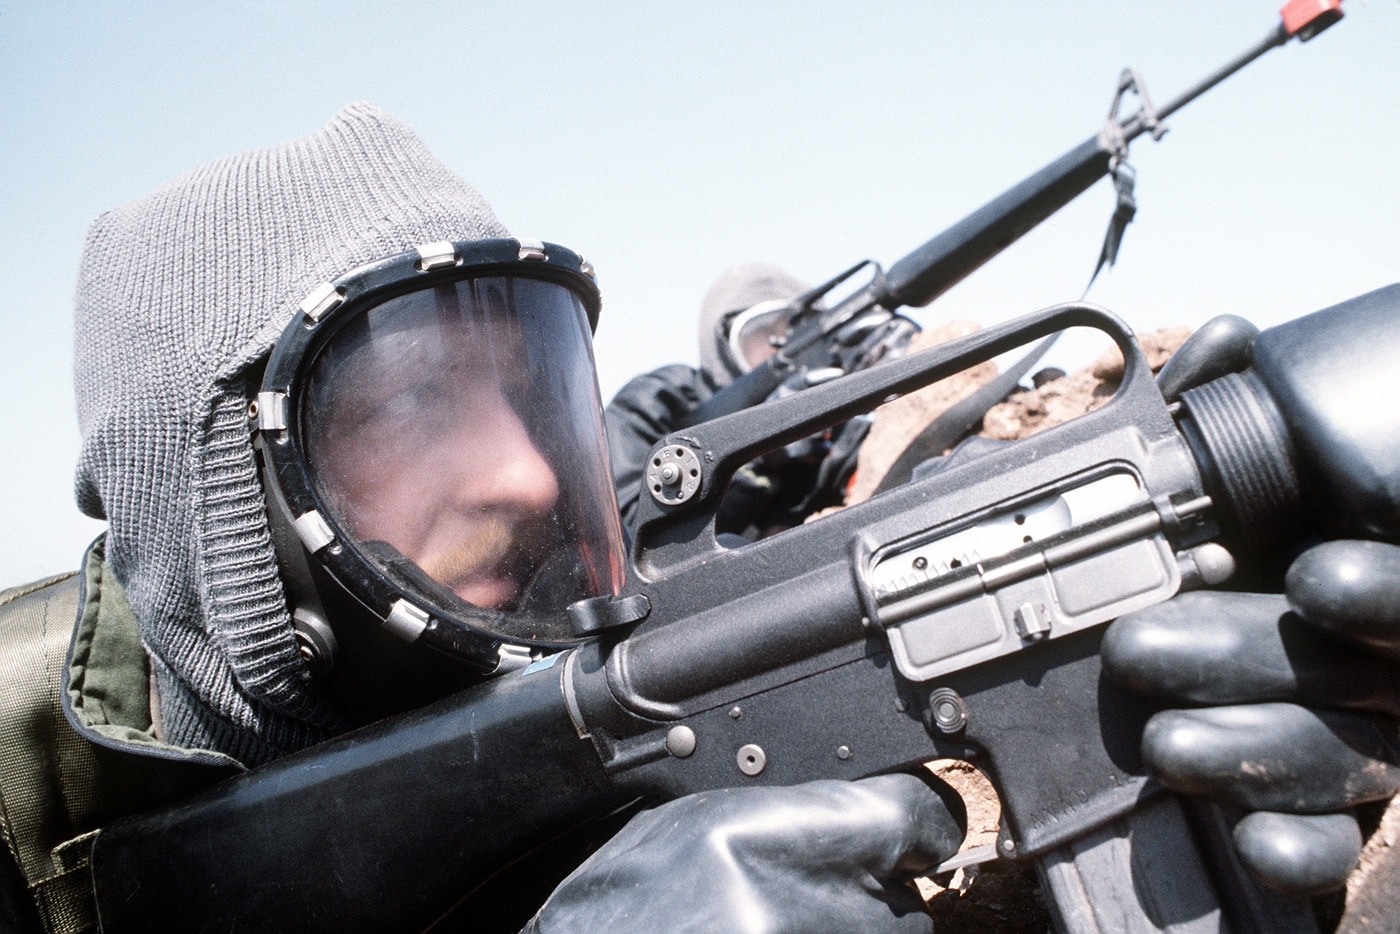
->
(73, 102), (511, 765)
(696, 263), (811, 387)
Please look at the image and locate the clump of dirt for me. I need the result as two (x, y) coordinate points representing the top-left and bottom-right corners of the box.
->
(845, 320), (998, 505)
(980, 327), (1190, 442)
(848, 322), (1190, 498)
(926, 859), (1051, 934)
(1337, 800), (1400, 932)
(917, 761), (1050, 933)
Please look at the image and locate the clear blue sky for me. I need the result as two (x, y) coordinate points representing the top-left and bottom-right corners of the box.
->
(2, 1), (1397, 583)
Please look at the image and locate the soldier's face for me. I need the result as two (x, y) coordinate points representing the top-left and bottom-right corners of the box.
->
(310, 314), (560, 610)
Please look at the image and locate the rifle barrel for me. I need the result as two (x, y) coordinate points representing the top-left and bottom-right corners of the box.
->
(879, 20), (1299, 313)
(1135, 25), (1287, 131)
(880, 137), (1111, 310)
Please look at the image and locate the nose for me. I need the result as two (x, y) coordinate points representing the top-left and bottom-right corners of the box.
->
(462, 393), (560, 517)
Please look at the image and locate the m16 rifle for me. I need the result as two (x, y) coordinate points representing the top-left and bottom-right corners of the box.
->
(685, 0), (1346, 430)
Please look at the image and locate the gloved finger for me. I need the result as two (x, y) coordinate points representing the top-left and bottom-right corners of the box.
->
(1231, 811), (1363, 896)
(527, 777), (964, 934)
(1142, 703), (1400, 811)
(1101, 591), (1400, 715)
(1287, 540), (1400, 661)
(843, 773), (968, 878)
(679, 776), (965, 880)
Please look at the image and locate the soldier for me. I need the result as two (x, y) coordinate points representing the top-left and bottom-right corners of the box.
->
(0, 101), (963, 934)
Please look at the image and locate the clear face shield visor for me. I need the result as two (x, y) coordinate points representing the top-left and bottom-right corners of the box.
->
(723, 299), (793, 373)
(259, 241), (625, 667)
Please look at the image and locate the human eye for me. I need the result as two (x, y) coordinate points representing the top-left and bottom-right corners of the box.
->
(387, 380), (457, 428)
(330, 378), (447, 442)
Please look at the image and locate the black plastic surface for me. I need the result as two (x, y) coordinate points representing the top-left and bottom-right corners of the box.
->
(91, 658), (624, 933)
(1250, 283), (1400, 540)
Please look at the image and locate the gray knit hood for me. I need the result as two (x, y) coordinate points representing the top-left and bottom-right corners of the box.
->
(73, 102), (510, 765)
(696, 263), (811, 387)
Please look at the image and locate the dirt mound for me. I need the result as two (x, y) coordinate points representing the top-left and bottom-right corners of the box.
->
(848, 322), (1189, 500)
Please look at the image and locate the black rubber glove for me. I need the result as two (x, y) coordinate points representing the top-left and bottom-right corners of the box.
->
(1102, 540), (1400, 896)
(523, 775), (965, 933)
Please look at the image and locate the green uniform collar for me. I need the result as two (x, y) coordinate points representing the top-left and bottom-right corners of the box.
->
(65, 537), (243, 770)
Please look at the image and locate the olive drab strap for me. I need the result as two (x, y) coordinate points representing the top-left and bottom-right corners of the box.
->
(0, 572), (100, 934)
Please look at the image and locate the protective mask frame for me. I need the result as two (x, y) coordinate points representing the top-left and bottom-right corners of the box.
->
(721, 298), (792, 375)
(255, 237), (614, 675)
